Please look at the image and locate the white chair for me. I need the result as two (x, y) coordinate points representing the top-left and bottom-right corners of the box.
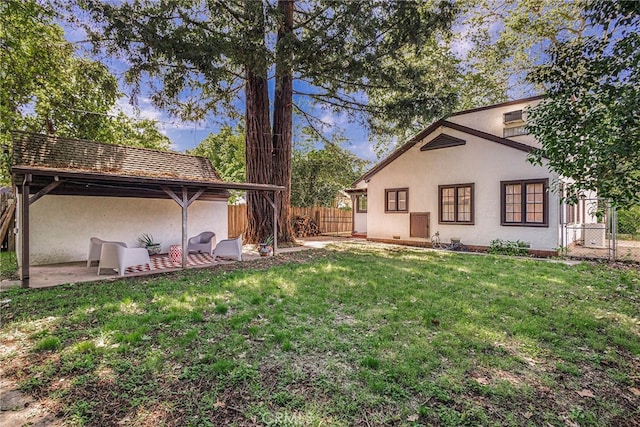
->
(87, 237), (126, 267)
(187, 231), (216, 254)
(213, 234), (243, 261)
(98, 242), (151, 276)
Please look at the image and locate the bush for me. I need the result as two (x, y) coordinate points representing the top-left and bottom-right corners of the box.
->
(617, 206), (640, 236)
(488, 239), (530, 256)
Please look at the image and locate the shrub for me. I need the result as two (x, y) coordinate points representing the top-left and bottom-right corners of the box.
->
(488, 239), (530, 256)
(617, 206), (640, 236)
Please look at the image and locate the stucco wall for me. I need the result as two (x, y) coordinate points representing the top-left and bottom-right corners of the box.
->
(17, 195), (228, 265)
(447, 99), (541, 147)
(364, 127), (561, 251)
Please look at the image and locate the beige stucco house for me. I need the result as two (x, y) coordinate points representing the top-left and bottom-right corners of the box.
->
(346, 96), (597, 256)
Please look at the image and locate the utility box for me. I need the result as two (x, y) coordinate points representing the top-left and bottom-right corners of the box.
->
(583, 223), (606, 248)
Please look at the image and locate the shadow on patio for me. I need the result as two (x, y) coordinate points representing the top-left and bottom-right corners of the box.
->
(1, 236), (352, 290)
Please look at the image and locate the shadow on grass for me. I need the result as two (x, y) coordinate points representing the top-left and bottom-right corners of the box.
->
(1, 247), (639, 425)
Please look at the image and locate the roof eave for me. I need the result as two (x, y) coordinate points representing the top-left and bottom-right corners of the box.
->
(11, 166), (286, 193)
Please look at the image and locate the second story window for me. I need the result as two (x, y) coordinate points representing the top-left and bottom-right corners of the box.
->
(503, 126), (529, 137)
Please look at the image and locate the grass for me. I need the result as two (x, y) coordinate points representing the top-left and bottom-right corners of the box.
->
(0, 250), (18, 280)
(1, 243), (639, 426)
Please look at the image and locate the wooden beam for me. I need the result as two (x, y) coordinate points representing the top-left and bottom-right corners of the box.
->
(163, 186), (199, 269)
(161, 186), (184, 207)
(274, 191), (278, 255)
(13, 166), (285, 192)
(181, 187), (188, 269)
(29, 180), (63, 205)
(21, 174), (31, 288)
(263, 192), (279, 255)
(186, 188), (205, 207)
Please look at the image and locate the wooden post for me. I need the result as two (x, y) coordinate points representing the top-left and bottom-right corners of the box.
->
(21, 174), (31, 288)
(182, 187), (188, 269)
(273, 190), (278, 255)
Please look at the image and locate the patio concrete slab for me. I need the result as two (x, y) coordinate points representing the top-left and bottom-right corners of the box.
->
(0, 236), (352, 291)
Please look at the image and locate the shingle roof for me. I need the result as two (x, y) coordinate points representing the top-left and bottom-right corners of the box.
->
(12, 131), (223, 182)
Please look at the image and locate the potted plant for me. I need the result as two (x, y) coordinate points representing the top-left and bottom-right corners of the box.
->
(138, 233), (161, 255)
(258, 235), (274, 257)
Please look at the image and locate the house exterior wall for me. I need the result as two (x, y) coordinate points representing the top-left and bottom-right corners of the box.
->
(447, 99), (541, 147)
(17, 195), (228, 265)
(364, 127), (561, 251)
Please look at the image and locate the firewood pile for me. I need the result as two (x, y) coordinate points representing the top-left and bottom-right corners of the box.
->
(292, 215), (321, 237)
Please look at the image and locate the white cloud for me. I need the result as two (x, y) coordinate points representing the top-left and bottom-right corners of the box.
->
(113, 97), (162, 121)
(112, 97), (205, 135)
(320, 111), (348, 127)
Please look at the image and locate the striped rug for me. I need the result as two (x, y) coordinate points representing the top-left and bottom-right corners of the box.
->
(125, 253), (215, 274)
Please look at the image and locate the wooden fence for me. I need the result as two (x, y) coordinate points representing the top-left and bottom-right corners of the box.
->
(228, 204), (248, 238)
(1, 189), (16, 250)
(227, 205), (352, 238)
(291, 206), (352, 235)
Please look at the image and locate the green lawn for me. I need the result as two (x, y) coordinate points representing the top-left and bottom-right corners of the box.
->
(0, 250), (18, 280)
(1, 244), (639, 426)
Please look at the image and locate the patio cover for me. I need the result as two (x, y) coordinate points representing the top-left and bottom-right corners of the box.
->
(11, 131), (284, 288)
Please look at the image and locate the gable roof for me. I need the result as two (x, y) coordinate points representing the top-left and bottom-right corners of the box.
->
(420, 133), (466, 151)
(11, 132), (285, 202)
(12, 131), (223, 183)
(355, 119), (539, 184)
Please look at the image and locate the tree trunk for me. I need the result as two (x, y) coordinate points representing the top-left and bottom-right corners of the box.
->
(271, 0), (295, 242)
(244, 0), (273, 244)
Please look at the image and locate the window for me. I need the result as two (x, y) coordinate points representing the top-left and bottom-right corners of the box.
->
(503, 126), (529, 137)
(385, 188), (408, 212)
(503, 110), (523, 123)
(501, 179), (548, 226)
(356, 195), (367, 213)
(439, 184), (474, 224)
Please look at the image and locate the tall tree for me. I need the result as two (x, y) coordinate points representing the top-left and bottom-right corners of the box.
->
(527, 0), (640, 209)
(77, 0), (457, 243)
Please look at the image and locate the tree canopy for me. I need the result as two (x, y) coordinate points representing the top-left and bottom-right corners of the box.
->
(77, 0), (459, 242)
(187, 125), (246, 203)
(291, 138), (367, 208)
(0, 0), (170, 185)
(527, 0), (640, 209)
(456, 0), (585, 98)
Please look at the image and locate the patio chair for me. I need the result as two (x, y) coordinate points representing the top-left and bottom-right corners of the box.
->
(87, 237), (127, 267)
(98, 242), (151, 276)
(213, 234), (243, 261)
(187, 231), (216, 254)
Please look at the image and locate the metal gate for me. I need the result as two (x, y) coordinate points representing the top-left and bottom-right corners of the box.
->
(560, 198), (640, 262)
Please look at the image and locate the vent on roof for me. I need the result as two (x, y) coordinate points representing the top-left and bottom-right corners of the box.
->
(503, 110), (524, 124)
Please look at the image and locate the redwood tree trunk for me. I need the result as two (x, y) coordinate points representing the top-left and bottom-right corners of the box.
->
(271, 0), (295, 242)
(244, 0), (273, 244)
